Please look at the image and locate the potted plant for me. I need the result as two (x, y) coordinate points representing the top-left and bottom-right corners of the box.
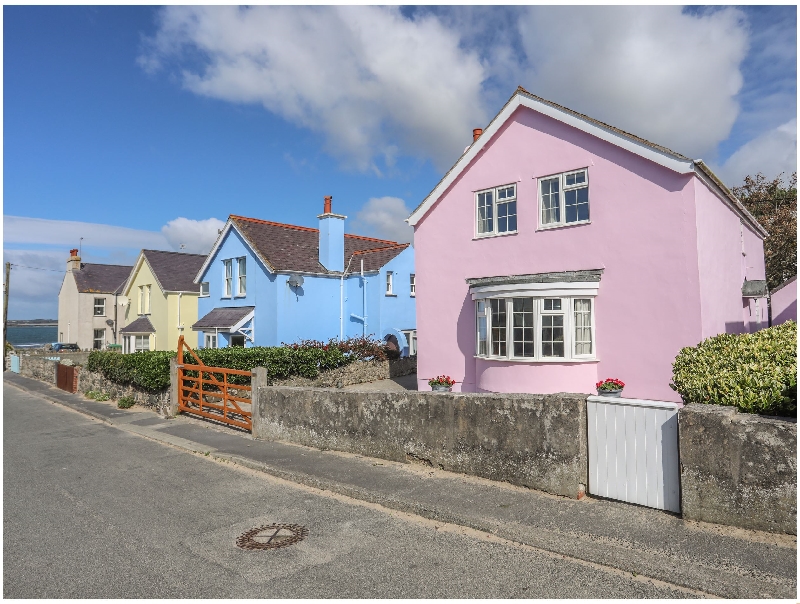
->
(596, 378), (625, 397)
(429, 375), (456, 392)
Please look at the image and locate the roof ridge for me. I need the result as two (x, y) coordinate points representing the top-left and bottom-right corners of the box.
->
(231, 215), (319, 233)
(142, 249), (207, 258)
(352, 243), (410, 255)
(344, 233), (401, 245)
(81, 262), (134, 268)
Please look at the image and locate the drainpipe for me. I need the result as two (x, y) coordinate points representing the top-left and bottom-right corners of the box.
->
(340, 255), (355, 340)
(113, 292), (118, 344)
(177, 292), (182, 332)
(361, 258), (367, 337)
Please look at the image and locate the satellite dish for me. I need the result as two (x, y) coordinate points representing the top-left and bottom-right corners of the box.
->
(118, 296), (129, 306)
(287, 274), (304, 288)
(106, 319), (114, 326)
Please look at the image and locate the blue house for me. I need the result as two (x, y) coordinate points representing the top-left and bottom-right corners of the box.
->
(192, 196), (417, 355)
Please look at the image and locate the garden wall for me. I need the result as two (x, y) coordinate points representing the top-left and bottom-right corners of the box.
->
(252, 386), (589, 499)
(271, 355), (416, 388)
(15, 354), (59, 384)
(679, 404), (797, 534)
(77, 369), (171, 414)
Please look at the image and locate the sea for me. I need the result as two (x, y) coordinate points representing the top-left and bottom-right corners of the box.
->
(7, 325), (58, 348)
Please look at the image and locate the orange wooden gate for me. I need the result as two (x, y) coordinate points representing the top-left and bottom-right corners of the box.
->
(176, 336), (253, 431)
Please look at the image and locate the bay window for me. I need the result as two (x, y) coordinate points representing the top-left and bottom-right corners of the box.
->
(539, 168), (589, 228)
(476, 296), (595, 361)
(476, 184), (517, 237)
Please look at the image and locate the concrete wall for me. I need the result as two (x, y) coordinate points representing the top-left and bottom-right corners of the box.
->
(679, 404), (797, 534)
(253, 388), (589, 499)
(771, 276), (797, 326)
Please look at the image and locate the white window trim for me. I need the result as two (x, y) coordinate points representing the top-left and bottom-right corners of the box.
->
(475, 183), (518, 238)
(223, 259), (233, 298)
(475, 294), (597, 363)
(537, 168), (590, 230)
(93, 328), (106, 350)
(205, 333), (218, 349)
(199, 282), (210, 297)
(236, 257), (246, 297)
(410, 274), (416, 297)
(94, 298), (106, 317)
(386, 271), (394, 296)
(144, 285), (151, 315)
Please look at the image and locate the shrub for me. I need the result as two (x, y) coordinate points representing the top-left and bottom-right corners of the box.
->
(84, 390), (98, 399)
(117, 396), (135, 409)
(94, 392), (109, 401)
(670, 321), (797, 416)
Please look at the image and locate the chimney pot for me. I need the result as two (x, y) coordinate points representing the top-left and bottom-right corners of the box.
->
(324, 195), (332, 215)
(473, 128), (483, 142)
(70, 249), (78, 257)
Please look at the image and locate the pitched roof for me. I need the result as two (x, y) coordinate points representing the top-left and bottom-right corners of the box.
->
(223, 215), (409, 275)
(141, 249), (207, 292)
(192, 306), (255, 331)
(407, 86), (767, 238)
(120, 316), (156, 334)
(73, 263), (132, 294)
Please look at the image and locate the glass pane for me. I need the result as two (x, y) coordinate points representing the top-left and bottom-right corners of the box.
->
(497, 200), (516, 233)
(542, 315), (564, 357)
(477, 191), (494, 233)
(544, 299), (561, 311)
(574, 299), (592, 355)
(574, 171), (586, 184)
(490, 299), (506, 356)
(577, 187), (589, 221)
(477, 301), (488, 356)
(565, 173), (575, 186)
(512, 298), (534, 357)
(541, 178), (560, 224)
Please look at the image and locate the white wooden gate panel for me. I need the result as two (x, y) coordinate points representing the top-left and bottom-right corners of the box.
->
(587, 396), (680, 513)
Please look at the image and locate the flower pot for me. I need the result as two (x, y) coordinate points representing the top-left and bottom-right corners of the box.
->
(431, 384), (452, 392)
(597, 389), (623, 397)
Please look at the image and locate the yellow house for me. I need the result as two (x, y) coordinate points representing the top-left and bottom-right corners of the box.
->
(120, 250), (207, 352)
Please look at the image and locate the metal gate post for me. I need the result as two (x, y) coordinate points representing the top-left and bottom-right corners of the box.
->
(168, 357), (180, 418)
(251, 366), (268, 439)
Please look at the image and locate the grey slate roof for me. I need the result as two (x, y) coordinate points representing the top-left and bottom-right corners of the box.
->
(230, 215), (409, 275)
(467, 269), (604, 288)
(192, 306), (255, 331)
(73, 263), (133, 294)
(142, 250), (207, 292)
(742, 279), (768, 298)
(120, 316), (156, 334)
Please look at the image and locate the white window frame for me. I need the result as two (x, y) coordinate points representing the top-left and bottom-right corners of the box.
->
(94, 297), (105, 317)
(475, 183), (518, 238)
(93, 329), (105, 350)
(144, 285), (151, 314)
(475, 295), (596, 362)
(205, 333), (218, 349)
(138, 286), (144, 315)
(410, 274), (416, 297)
(236, 257), (246, 296)
(538, 168), (590, 230)
(134, 335), (150, 352)
(223, 260), (233, 298)
(199, 282), (209, 297)
(402, 329), (417, 355)
(386, 271), (394, 296)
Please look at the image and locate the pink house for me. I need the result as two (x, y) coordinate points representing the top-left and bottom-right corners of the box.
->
(770, 276), (797, 326)
(407, 87), (768, 402)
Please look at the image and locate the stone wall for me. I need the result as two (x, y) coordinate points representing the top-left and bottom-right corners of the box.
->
(253, 387), (588, 499)
(16, 355), (59, 384)
(77, 369), (171, 414)
(679, 404), (797, 534)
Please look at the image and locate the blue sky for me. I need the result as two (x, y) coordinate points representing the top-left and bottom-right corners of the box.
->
(3, 5), (797, 319)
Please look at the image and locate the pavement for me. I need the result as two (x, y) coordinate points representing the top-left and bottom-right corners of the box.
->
(341, 373), (418, 391)
(5, 371), (797, 599)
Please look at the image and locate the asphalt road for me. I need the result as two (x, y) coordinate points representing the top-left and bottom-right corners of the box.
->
(3, 384), (696, 598)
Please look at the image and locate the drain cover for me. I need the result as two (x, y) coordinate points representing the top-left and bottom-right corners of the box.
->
(236, 524), (309, 550)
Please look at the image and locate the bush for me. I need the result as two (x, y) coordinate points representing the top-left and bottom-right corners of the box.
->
(94, 392), (109, 401)
(670, 321), (797, 416)
(84, 390), (98, 399)
(117, 396), (135, 409)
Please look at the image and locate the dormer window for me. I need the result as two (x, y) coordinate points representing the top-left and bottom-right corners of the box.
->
(539, 169), (589, 229)
(476, 184), (517, 237)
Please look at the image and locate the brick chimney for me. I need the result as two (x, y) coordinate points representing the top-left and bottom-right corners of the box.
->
(318, 196), (345, 272)
(67, 248), (81, 272)
(473, 128), (483, 142)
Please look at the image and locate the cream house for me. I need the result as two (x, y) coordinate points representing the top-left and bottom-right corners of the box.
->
(57, 249), (133, 350)
(120, 249), (206, 352)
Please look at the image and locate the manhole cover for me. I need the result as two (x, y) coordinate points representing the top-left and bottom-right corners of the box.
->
(236, 524), (309, 550)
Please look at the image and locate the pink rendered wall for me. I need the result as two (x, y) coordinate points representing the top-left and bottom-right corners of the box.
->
(414, 106), (705, 402)
(694, 178), (767, 337)
(771, 276), (797, 325)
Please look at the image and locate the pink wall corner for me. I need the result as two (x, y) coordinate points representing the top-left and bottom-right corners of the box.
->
(771, 276), (797, 325)
(414, 105), (706, 402)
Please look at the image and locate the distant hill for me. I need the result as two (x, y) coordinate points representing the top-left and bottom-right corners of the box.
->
(8, 319), (58, 326)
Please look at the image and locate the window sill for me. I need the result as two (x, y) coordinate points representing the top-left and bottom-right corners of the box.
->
(474, 355), (598, 364)
(473, 231), (518, 241)
(234, 294), (247, 299)
(385, 293), (397, 297)
(536, 220), (591, 232)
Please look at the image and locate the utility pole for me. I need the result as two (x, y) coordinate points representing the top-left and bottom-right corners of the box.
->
(3, 262), (10, 371)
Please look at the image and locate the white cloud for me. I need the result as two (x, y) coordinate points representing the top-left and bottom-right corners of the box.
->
(716, 119), (797, 185)
(139, 6), (488, 172)
(3, 216), (171, 250)
(161, 217), (226, 254)
(351, 197), (414, 244)
(518, 6), (748, 159)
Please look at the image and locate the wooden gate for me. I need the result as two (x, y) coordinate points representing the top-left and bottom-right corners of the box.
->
(587, 396), (681, 513)
(56, 363), (77, 393)
(176, 336), (252, 431)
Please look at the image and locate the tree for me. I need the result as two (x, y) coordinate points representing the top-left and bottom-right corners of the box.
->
(732, 172), (797, 292)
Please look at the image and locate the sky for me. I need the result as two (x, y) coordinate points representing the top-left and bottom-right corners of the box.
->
(3, 5), (797, 319)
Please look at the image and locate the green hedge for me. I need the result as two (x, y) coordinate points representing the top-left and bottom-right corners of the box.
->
(85, 338), (386, 392)
(670, 321), (797, 416)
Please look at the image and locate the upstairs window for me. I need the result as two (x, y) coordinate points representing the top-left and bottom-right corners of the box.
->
(476, 184), (517, 237)
(94, 298), (105, 316)
(138, 285), (151, 315)
(386, 271), (394, 295)
(223, 260), (232, 297)
(539, 169), (589, 228)
(237, 257), (246, 296)
(199, 282), (209, 297)
(410, 274), (416, 297)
